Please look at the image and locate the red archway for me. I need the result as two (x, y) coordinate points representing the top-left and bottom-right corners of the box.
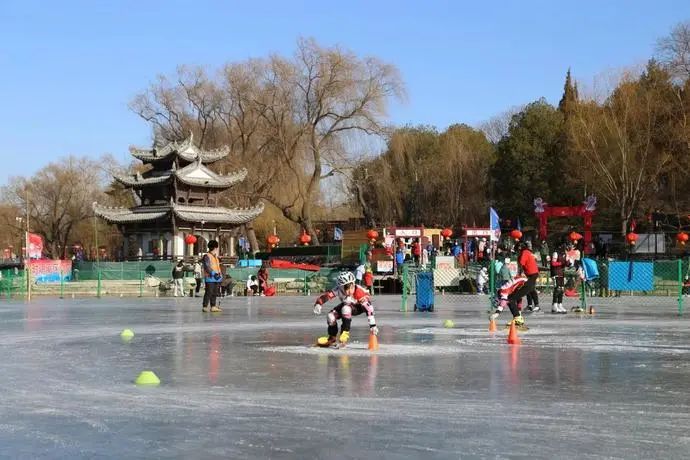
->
(534, 196), (596, 254)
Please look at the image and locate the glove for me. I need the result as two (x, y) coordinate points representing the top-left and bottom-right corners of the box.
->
(313, 304), (322, 315)
(370, 325), (379, 336)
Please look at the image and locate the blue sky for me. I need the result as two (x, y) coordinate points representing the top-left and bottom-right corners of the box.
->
(2, 0), (689, 184)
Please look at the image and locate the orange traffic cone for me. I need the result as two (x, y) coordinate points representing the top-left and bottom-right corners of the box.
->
(368, 331), (379, 351)
(488, 319), (497, 332)
(588, 306), (595, 315)
(507, 321), (521, 345)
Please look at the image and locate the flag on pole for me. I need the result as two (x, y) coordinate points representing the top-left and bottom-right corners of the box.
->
(490, 208), (501, 242)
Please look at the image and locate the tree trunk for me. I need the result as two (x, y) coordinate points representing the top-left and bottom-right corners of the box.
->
(354, 181), (376, 228)
(246, 223), (260, 255)
(621, 209), (628, 238)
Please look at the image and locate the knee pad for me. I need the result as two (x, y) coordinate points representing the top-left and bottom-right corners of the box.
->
(341, 305), (352, 319)
(327, 312), (337, 325)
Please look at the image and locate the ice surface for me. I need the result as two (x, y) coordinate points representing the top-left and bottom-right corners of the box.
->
(0, 295), (689, 459)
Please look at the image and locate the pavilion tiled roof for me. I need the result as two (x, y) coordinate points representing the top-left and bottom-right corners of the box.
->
(129, 135), (229, 164)
(174, 161), (247, 188)
(93, 202), (264, 225)
(113, 163), (246, 189)
(114, 171), (172, 187)
(92, 204), (170, 223)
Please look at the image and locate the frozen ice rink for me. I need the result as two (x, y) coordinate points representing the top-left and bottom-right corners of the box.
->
(1, 294), (689, 459)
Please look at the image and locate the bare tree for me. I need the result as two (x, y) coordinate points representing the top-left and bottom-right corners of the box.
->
(478, 105), (523, 144)
(568, 71), (674, 236)
(657, 20), (690, 81)
(0, 156), (112, 258)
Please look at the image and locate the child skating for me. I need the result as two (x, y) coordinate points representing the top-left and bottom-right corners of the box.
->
(489, 241), (537, 331)
(312, 271), (379, 348)
(491, 276), (528, 329)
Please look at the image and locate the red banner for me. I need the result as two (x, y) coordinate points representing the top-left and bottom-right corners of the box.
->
(28, 233), (43, 259)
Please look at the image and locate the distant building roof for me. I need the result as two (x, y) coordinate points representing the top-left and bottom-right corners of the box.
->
(93, 202), (264, 225)
(129, 134), (229, 164)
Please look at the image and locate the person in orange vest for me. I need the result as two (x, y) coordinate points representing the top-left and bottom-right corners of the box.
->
(202, 240), (223, 313)
(363, 266), (375, 295)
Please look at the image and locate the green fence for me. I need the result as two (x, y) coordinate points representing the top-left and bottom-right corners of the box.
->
(402, 258), (687, 315)
(0, 268), (27, 299)
(73, 261), (175, 281)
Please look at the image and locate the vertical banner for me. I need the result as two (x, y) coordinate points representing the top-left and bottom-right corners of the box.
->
(489, 208), (501, 242)
(28, 233), (43, 259)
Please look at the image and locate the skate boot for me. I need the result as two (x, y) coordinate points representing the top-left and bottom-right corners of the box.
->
(507, 314), (529, 331)
(339, 330), (350, 347)
(557, 303), (567, 314)
(527, 305), (540, 313)
(489, 307), (503, 321)
(316, 336), (337, 347)
(210, 305), (222, 312)
(202, 306), (210, 313)
(551, 303), (560, 313)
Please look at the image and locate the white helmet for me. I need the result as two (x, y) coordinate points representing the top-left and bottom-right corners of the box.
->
(337, 271), (356, 286)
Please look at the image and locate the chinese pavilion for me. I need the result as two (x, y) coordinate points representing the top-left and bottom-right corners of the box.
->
(94, 135), (263, 259)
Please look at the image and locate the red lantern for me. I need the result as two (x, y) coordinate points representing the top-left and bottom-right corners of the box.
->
(569, 232), (583, 242)
(677, 232), (689, 245)
(626, 232), (638, 245)
(366, 229), (379, 242)
(185, 235), (197, 245)
(441, 228), (453, 238)
(267, 234), (280, 248)
(510, 229), (523, 241)
(299, 232), (312, 246)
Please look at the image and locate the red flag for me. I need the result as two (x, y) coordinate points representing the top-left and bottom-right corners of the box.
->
(28, 233), (43, 259)
(629, 219), (637, 232)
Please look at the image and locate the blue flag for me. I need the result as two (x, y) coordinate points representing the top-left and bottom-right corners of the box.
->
(490, 208), (501, 242)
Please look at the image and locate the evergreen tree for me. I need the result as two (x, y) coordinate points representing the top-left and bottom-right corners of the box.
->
(558, 68), (578, 115)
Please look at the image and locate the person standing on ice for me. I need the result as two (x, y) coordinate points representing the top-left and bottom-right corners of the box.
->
(355, 262), (366, 286)
(171, 259), (185, 297)
(476, 267), (489, 294)
(550, 244), (568, 314)
(313, 271), (378, 347)
(521, 241), (541, 313)
(201, 240), (223, 313)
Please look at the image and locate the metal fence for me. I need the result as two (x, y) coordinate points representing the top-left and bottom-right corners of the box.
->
(402, 258), (687, 315)
(0, 268), (27, 299)
(0, 262), (346, 299)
